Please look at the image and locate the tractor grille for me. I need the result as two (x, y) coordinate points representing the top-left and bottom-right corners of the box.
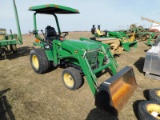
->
(86, 49), (99, 69)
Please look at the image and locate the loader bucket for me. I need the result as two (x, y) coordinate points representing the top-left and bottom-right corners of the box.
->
(95, 66), (137, 113)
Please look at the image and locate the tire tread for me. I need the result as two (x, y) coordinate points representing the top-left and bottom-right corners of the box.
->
(62, 67), (83, 90)
(30, 48), (50, 74)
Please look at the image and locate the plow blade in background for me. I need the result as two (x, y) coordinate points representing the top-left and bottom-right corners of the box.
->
(95, 66), (137, 113)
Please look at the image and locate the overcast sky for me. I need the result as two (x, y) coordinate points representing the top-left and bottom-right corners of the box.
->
(0, 0), (160, 34)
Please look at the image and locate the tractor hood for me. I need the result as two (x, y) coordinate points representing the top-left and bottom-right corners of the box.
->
(62, 39), (100, 50)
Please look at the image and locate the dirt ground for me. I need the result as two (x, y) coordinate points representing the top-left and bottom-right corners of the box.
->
(0, 32), (160, 120)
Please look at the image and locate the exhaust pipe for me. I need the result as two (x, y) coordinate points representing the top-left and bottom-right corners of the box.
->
(95, 66), (137, 112)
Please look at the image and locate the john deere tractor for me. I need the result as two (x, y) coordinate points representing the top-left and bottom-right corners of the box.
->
(29, 4), (137, 112)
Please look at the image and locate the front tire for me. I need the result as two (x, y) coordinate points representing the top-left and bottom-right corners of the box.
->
(30, 48), (50, 74)
(62, 67), (83, 90)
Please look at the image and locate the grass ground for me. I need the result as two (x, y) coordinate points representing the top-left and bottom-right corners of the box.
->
(0, 32), (160, 120)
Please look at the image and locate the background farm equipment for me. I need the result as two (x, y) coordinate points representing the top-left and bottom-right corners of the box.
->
(143, 36), (160, 80)
(127, 24), (157, 46)
(145, 32), (157, 46)
(143, 45), (160, 80)
(90, 25), (123, 55)
(107, 31), (138, 52)
(127, 24), (148, 41)
(94, 37), (123, 55)
(29, 4), (137, 113)
(91, 25), (138, 52)
(141, 17), (160, 32)
(0, 0), (23, 59)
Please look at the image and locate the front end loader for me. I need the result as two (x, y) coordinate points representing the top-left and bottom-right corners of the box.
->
(29, 4), (137, 113)
(95, 66), (137, 111)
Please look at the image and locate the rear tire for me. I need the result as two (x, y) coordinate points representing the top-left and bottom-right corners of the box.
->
(30, 48), (51, 74)
(62, 67), (83, 90)
(148, 88), (160, 102)
(138, 26), (143, 30)
(137, 101), (160, 120)
(130, 24), (136, 29)
(10, 44), (17, 53)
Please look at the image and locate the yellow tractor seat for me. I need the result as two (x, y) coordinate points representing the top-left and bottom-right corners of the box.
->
(96, 29), (104, 36)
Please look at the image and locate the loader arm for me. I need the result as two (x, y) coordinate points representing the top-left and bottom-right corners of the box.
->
(75, 47), (137, 112)
(77, 47), (117, 95)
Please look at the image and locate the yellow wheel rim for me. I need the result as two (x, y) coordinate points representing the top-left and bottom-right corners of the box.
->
(63, 73), (74, 87)
(32, 55), (39, 69)
(147, 104), (160, 119)
(156, 90), (160, 97)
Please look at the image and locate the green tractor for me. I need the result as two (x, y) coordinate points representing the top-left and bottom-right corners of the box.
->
(29, 4), (137, 112)
(0, 0), (23, 59)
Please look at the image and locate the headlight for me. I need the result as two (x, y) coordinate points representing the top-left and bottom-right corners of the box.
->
(44, 44), (51, 49)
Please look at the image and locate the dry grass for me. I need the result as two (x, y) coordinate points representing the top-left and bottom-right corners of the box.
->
(0, 32), (160, 120)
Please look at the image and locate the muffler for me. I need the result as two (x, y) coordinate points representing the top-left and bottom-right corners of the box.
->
(95, 66), (137, 112)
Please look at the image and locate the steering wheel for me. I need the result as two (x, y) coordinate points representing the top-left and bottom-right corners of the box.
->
(60, 32), (69, 38)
